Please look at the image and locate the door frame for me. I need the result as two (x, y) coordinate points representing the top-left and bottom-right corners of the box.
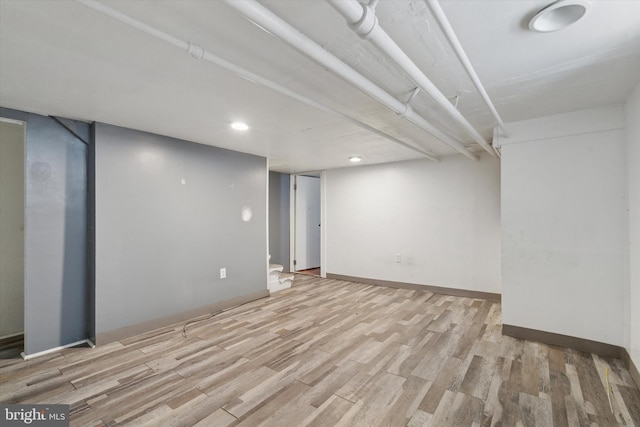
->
(0, 117), (26, 347)
(290, 171), (326, 277)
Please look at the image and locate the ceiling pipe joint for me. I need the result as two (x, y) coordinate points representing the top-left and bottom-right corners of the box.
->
(349, 3), (378, 40)
(187, 42), (205, 60)
(407, 87), (421, 104)
(398, 103), (413, 119)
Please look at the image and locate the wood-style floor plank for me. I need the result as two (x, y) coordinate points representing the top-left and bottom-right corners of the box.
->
(1, 274), (639, 426)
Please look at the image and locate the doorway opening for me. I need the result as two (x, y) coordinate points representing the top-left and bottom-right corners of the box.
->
(291, 173), (323, 277)
(0, 117), (26, 358)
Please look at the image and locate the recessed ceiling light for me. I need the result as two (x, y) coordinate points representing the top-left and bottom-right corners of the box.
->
(231, 121), (249, 131)
(529, 0), (590, 33)
(349, 156), (362, 163)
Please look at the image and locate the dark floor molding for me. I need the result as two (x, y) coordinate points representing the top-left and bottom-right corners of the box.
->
(96, 290), (269, 345)
(0, 332), (23, 345)
(326, 273), (501, 302)
(502, 324), (622, 359)
(503, 324), (640, 389)
(622, 348), (640, 390)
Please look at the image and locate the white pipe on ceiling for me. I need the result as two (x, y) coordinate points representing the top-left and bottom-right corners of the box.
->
(327, 0), (496, 157)
(74, 0), (439, 161)
(492, 127), (502, 158)
(425, 0), (510, 138)
(224, 0), (478, 161)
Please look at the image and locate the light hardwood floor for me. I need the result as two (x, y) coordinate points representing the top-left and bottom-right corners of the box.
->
(1, 275), (639, 426)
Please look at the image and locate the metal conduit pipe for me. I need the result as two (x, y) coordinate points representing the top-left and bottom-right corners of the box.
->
(425, 0), (510, 137)
(224, 0), (478, 161)
(326, 0), (496, 157)
(75, 0), (439, 161)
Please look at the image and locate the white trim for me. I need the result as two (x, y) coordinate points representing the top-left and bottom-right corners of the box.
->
(266, 158), (270, 291)
(320, 171), (327, 278)
(21, 339), (95, 360)
(0, 117), (26, 126)
(289, 176), (296, 273)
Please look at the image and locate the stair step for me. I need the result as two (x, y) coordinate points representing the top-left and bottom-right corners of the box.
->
(270, 272), (294, 293)
(269, 264), (284, 273)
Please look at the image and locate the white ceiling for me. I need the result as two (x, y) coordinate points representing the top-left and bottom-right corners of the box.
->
(1, 0), (639, 173)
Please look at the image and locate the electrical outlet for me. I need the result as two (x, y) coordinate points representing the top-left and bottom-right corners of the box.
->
(395, 253), (401, 263)
(220, 268), (226, 279)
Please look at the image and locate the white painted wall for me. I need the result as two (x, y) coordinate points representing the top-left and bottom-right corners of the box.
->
(325, 154), (501, 293)
(0, 120), (25, 338)
(498, 106), (627, 346)
(626, 83), (640, 368)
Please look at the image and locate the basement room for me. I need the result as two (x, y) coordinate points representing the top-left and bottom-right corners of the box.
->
(1, 0), (639, 425)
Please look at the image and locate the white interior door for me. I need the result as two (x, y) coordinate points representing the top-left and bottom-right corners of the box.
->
(294, 175), (321, 271)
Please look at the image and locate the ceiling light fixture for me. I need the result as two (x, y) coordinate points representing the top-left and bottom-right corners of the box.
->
(231, 121), (249, 131)
(529, 0), (590, 32)
(349, 156), (362, 163)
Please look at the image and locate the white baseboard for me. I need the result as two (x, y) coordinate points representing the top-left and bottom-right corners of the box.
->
(21, 339), (95, 360)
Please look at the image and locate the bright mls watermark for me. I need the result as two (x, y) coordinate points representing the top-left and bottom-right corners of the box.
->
(1, 405), (69, 426)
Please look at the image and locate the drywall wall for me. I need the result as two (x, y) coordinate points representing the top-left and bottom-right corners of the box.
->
(325, 154), (501, 293)
(268, 171), (290, 271)
(499, 105), (626, 346)
(94, 123), (267, 339)
(626, 83), (640, 368)
(0, 107), (89, 355)
(0, 120), (25, 339)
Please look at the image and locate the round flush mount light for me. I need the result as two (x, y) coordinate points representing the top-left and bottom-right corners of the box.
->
(529, 0), (590, 32)
(349, 156), (362, 163)
(231, 121), (249, 131)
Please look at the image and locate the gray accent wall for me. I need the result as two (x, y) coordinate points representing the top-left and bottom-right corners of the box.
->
(268, 171), (290, 271)
(0, 107), (89, 355)
(94, 123), (267, 338)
